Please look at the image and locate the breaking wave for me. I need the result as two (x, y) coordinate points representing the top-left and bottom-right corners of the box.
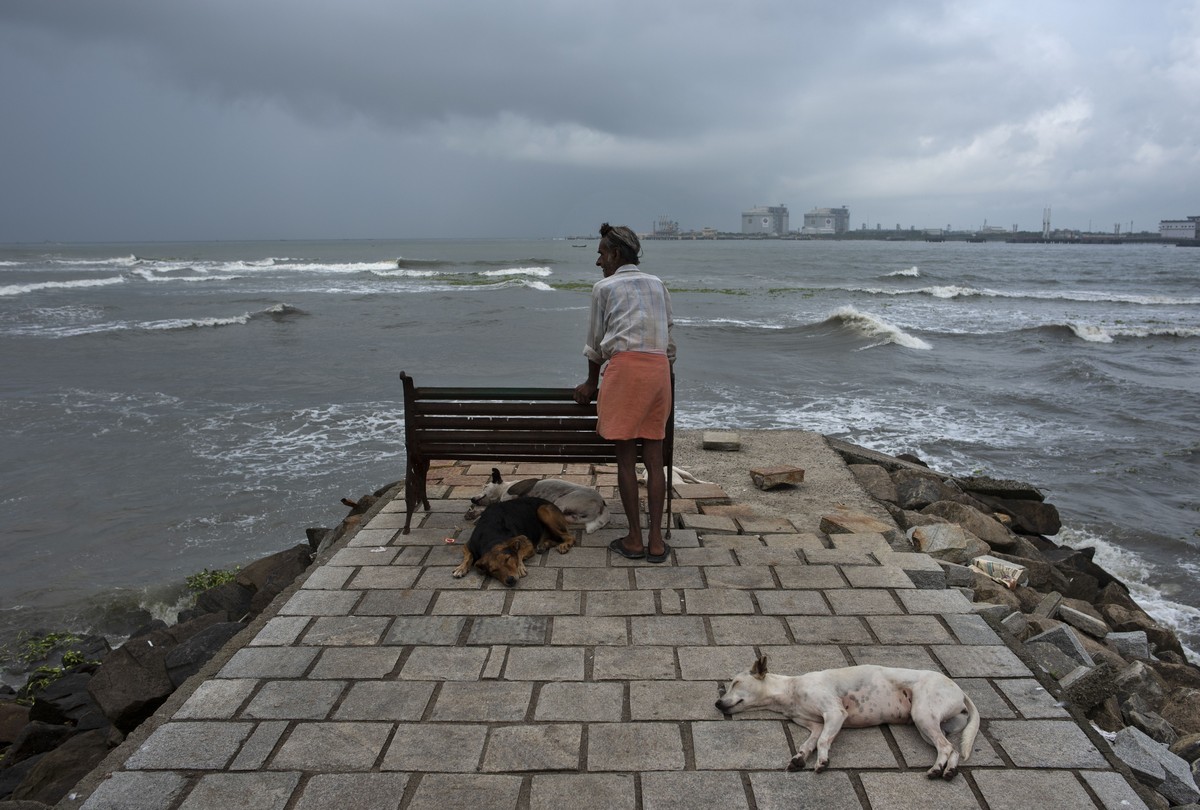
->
(0, 276), (126, 297)
(825, 306), (932, 350)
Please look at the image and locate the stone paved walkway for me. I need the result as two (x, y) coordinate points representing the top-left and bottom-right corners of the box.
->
(75, 456), (1150, 810)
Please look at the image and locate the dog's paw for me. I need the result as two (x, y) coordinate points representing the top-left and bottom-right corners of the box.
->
(813, 757), (828, 773)
(555, 542), (573, 554)
(785, 756), (806, 772)
(452, 567), (467, 578)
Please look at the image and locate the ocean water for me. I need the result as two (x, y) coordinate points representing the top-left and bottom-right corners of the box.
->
(1, 237), (1198, 659)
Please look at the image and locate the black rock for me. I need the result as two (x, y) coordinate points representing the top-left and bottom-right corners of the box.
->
(164, 622), (245, 688)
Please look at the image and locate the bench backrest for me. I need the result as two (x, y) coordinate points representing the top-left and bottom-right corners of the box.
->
(399, 371), (674, 465)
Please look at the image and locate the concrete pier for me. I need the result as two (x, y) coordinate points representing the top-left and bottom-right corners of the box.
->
(70, 430), (1148, 809)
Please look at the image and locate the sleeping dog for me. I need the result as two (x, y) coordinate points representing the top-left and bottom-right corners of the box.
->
(716, 656), (979, 779)
(469, 468), (610, 533)
(452, 496), (574, 586)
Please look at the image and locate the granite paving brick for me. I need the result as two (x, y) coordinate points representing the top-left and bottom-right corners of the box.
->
(178, 772), (300, 810)
(384, 615), (467, 645)
(503, 646), (586, 680)
(430, 681), (533, 722)
(630, 680), (724, 720)
(859, 772), (981, 810)
(270, 722), (393, 771)
(709, 615), (791, 645)
(631, 615), (709, 646)
(534, 682), (624, 722)
(291, 773), (412, 810)
(551, 615), (628, 645)
(988, 719), (1110, 768)
(755, 590), (831, 615)
(825, 589), (902, 615)
(219, 647), (318, 679)
(784, 616), (872, 644)
(932, 644), (1030, 678)
(79, 771), (189, 810)
(587, 722), (686, 771)
(174, 679), (258, 720)
(382, 724), (489, 772)
(772, 565), (847, 589)
(480, 724), (582, 771)
(466, 615), (549, 645)
(756, 645), (850, 674)
(509, 590), (581, 616)
(126, 721), (254, 770)
(405, 773), (523, 810)
(973, 770), (1099, 810)
(865, 614), (955, 645)
(692, 720), (792, 770)
(847, 644), (941, 671)
(703, 565), (777, 589)
(333, 681), (436, 721)
(241, 680), (345, 720)
(529, 773), (636, 810)
(301, 615), (390, 645)
(354, 589), (434, 615)
(248, 615), (311, 646)
(229, 721), (288, 770)
(749, 770), (864, 810)
(309, 647), (401, 679)
(593, 646), (677, 680)
(400, 646), (487, 680)
(585, 590), (657, 615)
(682, 588), (756, 614)
(643, 771), (750, 810)
(993, 678), (1072, 718)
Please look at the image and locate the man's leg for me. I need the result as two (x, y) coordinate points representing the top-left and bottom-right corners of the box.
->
(641, 439), (666, 556)
(614, 439), (643, 554)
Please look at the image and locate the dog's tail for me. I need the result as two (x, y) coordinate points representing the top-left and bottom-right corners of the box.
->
(959, 694), (980, 761)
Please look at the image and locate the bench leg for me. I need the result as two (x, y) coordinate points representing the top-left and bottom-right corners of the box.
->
(403, 457), (432, 534)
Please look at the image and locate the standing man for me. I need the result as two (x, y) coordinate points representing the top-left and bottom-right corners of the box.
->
(574, 223), (676, 562)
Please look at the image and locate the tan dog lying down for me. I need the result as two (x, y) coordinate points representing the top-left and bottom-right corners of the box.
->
(716, 656), (979, 779)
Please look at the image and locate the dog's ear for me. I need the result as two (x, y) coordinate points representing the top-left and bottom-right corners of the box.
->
(507, 478), (538, 497)
(751, 655), (768, 679)
(491, 468), (504, 484)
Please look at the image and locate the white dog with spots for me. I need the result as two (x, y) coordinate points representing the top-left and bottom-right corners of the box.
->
(716, 656), (979, 779)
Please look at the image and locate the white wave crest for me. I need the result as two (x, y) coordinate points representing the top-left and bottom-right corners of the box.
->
(368, 268), (440, 278)
(0, 276), (126, 297)
(48, 255), (139, 267)
(1067, 323), (1114, 343)
(1055, 525), (1200, 662)
(830, 306), (932, 350)
(1065, 322), (1200, 343)
(481, 266), (553, 278)
(270, 260), (400, 274)
(854, 284), (1200, 306)
(886, 266), (921, 277)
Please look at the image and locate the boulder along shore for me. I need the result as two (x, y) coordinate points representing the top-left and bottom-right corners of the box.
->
(1, 428), (1197, 808)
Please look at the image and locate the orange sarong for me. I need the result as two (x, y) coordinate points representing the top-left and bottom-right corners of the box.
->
(596, 352), (671, 441)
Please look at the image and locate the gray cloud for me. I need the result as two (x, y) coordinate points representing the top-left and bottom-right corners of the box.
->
(2, 0), (1197, 240)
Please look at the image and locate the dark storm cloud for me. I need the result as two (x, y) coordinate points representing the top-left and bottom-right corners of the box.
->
(1, 0), (1198, 240)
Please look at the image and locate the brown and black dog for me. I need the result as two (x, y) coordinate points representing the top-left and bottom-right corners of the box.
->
(452, 496), (574, 585)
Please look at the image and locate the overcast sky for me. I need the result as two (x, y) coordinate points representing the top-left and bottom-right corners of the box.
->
(2, 1), (1198, 242)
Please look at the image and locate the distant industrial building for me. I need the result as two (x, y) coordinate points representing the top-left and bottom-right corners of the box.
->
(741, 205), (789, 236)
(801, 206), (850, 235)
(653, 216), (679, 237)
(1160, 216), (1200, 240)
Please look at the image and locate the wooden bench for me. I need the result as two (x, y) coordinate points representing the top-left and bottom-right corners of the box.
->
(399, 371), (673, 534)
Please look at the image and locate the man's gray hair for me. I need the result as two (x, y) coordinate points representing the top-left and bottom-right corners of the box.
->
(599, 222), (641, 263)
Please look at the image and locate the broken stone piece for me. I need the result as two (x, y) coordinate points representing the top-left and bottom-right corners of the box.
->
(749, 465), (804, 491)
(702, 431), (741, 451)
